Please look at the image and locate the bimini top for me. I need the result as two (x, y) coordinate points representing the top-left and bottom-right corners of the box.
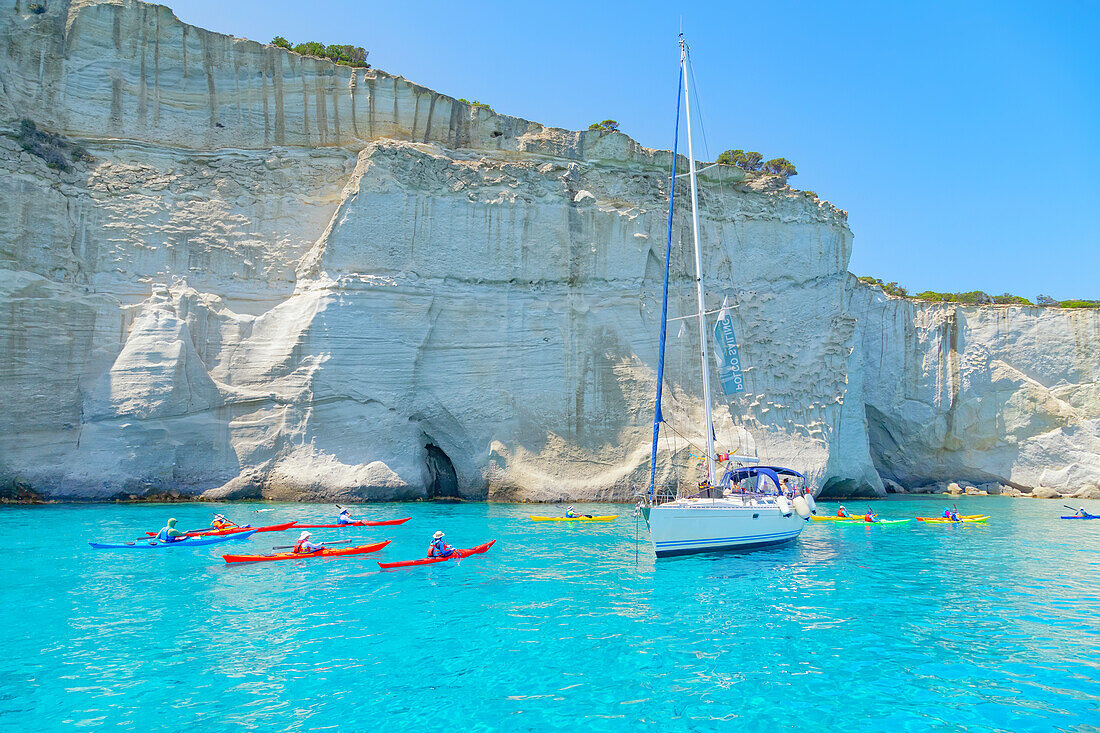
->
(719, 466), (805, 492)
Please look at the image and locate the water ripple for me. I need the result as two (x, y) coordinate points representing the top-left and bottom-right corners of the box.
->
(0, 497), (1097, 730)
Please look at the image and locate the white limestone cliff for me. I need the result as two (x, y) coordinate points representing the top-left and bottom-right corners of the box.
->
(852, 286), (1100, 496)
(0, 0), (1096, 501)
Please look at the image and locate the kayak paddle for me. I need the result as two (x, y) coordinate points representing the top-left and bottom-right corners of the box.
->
(335, 503), (357, 520)
(1063, 504), (1093, 517)
(271, 539), (353, 550)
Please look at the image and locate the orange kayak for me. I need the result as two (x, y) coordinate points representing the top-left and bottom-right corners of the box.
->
(222, 540), (391, 563)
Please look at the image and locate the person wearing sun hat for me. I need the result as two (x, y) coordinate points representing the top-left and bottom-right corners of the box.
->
(427, 531), (454, 559)
(293, 531), (324, 554)
(210, 513), (238, 530)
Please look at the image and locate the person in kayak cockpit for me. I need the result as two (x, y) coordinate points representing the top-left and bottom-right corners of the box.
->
(565, 506), (592, 518)
(837, 505), (850, 518)
(1074, 507), (1092, 517)
(293, 531), (323, 554)
(211, 514), (237, 529)
(156, 518), (188, 542)
(427, 531), (454, 558)
(337, 508), (355, 526)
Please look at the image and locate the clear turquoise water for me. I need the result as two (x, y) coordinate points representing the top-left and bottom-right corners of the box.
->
(1, 496), (1097, 731)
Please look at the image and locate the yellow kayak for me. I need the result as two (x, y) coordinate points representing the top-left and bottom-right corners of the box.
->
(528, 515), (619, 522)
(916, 515), (989, 523)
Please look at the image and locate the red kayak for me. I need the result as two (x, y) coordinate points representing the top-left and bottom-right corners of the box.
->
(293, 517), (412, 528)
(145, 521), (298, 538)
(222, 540), (391, 564)
(378, 540), (496, 569)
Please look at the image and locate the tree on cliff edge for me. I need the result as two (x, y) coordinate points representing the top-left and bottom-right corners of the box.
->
(588, 120), (620, 133)
(716, 149), (763, 171)
(763, 157), (798, 178)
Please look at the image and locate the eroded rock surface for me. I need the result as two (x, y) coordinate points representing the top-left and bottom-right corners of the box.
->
(0, 0), (1096, 500)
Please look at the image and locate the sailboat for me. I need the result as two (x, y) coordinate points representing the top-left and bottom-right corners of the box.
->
(640, 35), (815, 557)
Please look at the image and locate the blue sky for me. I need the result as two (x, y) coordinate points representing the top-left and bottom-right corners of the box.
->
(171, 0), (1099, 300)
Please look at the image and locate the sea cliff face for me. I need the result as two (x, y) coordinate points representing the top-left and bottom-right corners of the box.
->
(1, 0), (1096, 501)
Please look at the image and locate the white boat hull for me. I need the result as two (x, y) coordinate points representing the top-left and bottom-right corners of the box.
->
(645, 498), (806, 557)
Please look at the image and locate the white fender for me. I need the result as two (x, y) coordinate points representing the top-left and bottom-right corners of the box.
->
(777, 495), (792, 516)
(792, 495), (811, 518)
(806, 494), (817, 514)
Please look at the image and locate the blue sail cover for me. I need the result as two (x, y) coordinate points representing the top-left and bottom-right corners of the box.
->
(719, 466), (804, 493)
(712, 309), (745, 394)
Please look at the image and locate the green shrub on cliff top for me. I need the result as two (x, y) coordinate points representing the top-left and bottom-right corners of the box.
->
(858, 276), (909, 298)
(457, 99), (495, 113)
(763, 157), (798, 178)
(588, 120), (620, 133)
(716, 149), (763, 172)
(271, 37), (369, 67)
(860, 280), (1048, 306)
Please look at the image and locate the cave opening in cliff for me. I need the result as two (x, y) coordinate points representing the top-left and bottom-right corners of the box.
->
(819, 476), (879, 499)
(424, 443), (459, 499)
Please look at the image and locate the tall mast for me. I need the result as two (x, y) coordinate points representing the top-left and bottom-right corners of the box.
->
(681, 37), (718, 486)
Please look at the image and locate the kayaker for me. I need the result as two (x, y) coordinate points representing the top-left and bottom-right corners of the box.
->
(155, 518), (188, 542)
(337, 508), (355, 526)
(293, 531), (324, 554)
(942, 507), (953, 518)
(565, 505), (593, 519)
(210, 513), (237, 529)
(837, 505), (850, 518)
(948, 509), (962, 522)
(864, 511), (879, 523)
(1074, 507), (1092, 518)
(427, 531), (454, 559)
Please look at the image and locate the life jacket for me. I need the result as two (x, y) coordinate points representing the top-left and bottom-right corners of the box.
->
(429, 539), (452, 558)
(838, 509), (848, 517)
(212, 520), (230, 529)
(294, 539), (315, 554)
(942, 509), (951, 518)
(865, 515), (874, 523)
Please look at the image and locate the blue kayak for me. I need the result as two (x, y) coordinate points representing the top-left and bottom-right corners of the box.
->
(89, 529), (258, 549)
(1059, 515), (1097, 520)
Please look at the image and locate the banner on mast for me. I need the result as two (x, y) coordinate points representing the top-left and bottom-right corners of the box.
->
(712, 306), (745, 395)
